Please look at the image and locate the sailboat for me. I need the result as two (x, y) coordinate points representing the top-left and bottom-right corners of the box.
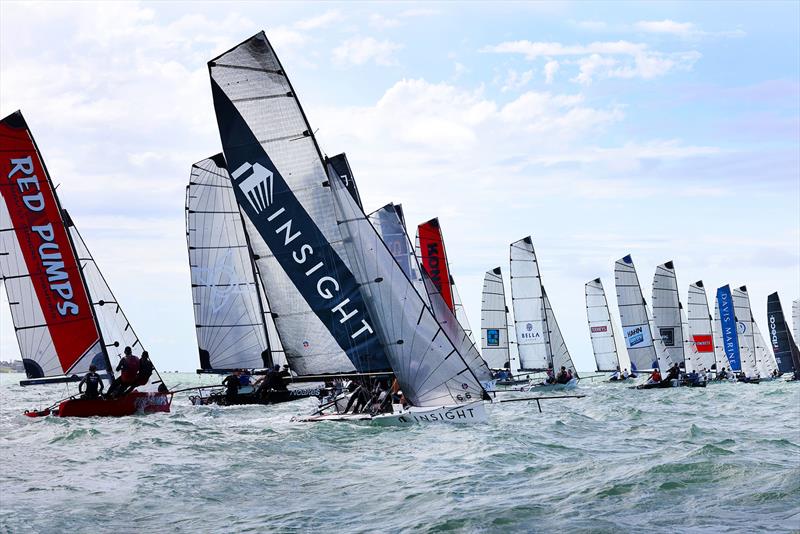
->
(185, 154), (323, 406)
(731, 286), (776, 381)
(585, 278), (633, 379)
(0, 111), (171, 417)
(652, 261), (699, 380)
(509, 237), (578, 389)
(687, 281), (718, 374)
(767, 292), (800, 380)
(209, 32), (488, 424)
(481, 267), (514, 374)
(614, 255), (678, 389)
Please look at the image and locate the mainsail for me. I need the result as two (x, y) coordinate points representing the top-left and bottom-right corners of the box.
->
(651, 261), (688, 369)
(510, 237), (550, 371)
(614, 255), (665, 371)
(208, 32), (390, 375)
(794, 299), (800, 346)
(481, 267), (511, 369)
(328, 161), (487, 407)
(752, 319), (778, 377)
(416, 218), (455, 311)
(715, 285), (741, 372)
(585, 278), (624, 372)
(326, 153), (362, 209)
(687, 281), (717, 371)
(767, 292), (800, 374)
(543, 286), (577, 374)
(0, 111), (106, 380)
(731, 286), (759, 377)
(186, 155), (283, 371)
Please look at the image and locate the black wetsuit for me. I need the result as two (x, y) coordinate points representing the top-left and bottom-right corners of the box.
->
(222, 375), (239, 404)
(79, 371), (103, 399)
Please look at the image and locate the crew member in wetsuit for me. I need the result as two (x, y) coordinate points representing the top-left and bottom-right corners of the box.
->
(343, 381), (370, 414)
(270, 365), (287, 391)
(222, 370), (240, 404)
(718, 367), (729, 380)
(665, 363), (680, 382)
(556, 366), (569, 384)
(79, 365), (104, 399)
(649, 368), (663, 383)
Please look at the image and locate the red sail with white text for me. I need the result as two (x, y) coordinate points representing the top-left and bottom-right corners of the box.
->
(416, 218), (455, 311)
(0, 111), (103, 378)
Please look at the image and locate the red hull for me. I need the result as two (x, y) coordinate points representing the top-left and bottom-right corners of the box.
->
(56, 392), (172, 417)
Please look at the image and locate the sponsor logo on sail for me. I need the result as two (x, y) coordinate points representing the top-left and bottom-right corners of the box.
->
(692, 334), (713, 353)
(232, 162), (273, 214)
(626, 326), (644, 347)
(738, 322), (747, 335)
(591, 326), (608, 333)
(659, 327), (675, 347)
(768, 314), (780, 350)
(486, 328), (500, 346)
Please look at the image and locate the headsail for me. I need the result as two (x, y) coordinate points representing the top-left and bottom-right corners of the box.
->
(651, 261), (687, 369)
(451, 279), (476, 345)
(416, 218), (455, 312)
(585, 278), (624, 372)
(186, 155), (279, 371)
(510, 237), (550, 371)
(329, 161), (486, 407)
(543, 286), (576, 375)
(687, 281), (716, 371)
(614, 255), (662, 371)
(0, 111), (106, 379)
(767, 292), (800, 374)
(481, 267), (511, 370)
(208, 32), (390, 375)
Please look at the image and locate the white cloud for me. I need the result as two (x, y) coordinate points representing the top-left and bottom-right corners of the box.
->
(483, 40), (701, 84)
(544, 60), (559, 83)
(634, 19), (746, 39)
(369, 13), (401, 29)
(294, 10), (343, 31)
(500, 69), (534, 92)
(332, 36), (403, 66)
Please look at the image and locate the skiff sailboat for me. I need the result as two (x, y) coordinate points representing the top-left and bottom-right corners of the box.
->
(767, 292), (800, 380)
(207, 32), (489, 424)
(0, 111), (171, 417)
(585, 278), (633, 379)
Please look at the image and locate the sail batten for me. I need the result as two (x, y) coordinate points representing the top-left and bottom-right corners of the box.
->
(481, 267), (511, 370)
(510, 237), (550, 371)
(651, 262), (688, 370)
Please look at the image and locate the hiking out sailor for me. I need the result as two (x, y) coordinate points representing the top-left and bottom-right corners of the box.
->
(222, 370), (240, 404)
(566, 369), (574, 381)
(610, 366), (621, 380)
(556, 366), (569, 384)
(718, 367), (729, 380)
(108, 347), (140, 398)
(123, 351), (154, 395)
(343, 380), (369, 414)
(622, 368), (630, 379)
(545, 367), (556, 384)
(649, 368), (663, 383)
(665, 363), (680, 382)
(79, 365), (104, 400)
(270, 365), (287, 391)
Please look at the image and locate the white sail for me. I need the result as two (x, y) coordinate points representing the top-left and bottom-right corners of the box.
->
(451, 280), (476, 345)
(186, 155), (277, 371)
(481, 267), (511, 369)
(651, 261), (687, 368)
(209, 32), (391, 375)
(585, 278), (622, 372)
(510, 237), (550, 370)
(328, 162), (486, 407)
(543, 287), (576, 374)
(614, 255), (664, 371)
(687, 281), (717, 372)
(679, 303), (697, 373)
(794, 299), (800, 344)
(731, 286), (759, 377)
(753, 319), (778, 377)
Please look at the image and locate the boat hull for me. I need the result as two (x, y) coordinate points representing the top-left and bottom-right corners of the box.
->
(189, 387), (320, 406)
(293, 401), (488, 425)
(55, 392), (172, 417)
(521, 378), (578, 391)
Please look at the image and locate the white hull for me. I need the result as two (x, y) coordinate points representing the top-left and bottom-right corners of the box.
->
(521, 377), (578, 392)
(293, 401), (488, 425)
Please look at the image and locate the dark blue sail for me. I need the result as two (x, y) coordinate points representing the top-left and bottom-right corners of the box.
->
(716, 285), (741, 371)
(767, 292), (799, 373)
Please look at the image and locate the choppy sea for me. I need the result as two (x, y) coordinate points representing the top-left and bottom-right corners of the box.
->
(1, 372), (798, 533)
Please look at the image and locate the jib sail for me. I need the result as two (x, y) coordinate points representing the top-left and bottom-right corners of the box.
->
(481, 267), (511, 370)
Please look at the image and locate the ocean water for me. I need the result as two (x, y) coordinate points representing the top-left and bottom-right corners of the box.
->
(1, 372), (798, 533)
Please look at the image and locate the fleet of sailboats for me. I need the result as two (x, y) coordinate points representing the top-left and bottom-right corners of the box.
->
(2, 29), (797, 420)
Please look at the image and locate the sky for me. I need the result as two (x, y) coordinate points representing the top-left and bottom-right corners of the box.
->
(1, 1), (798, 372)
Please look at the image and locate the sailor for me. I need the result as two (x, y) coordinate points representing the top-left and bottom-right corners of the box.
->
(279, 364), (291, 381)
(622, 368), (630, 380)
(718, 367), (729, 380)
(78, 365), (104, 400)
(238, 369), (252, 388)
(222, 370), (240, 404)
(566, 368), (574, 381)
(254, 368), (274, 400)
(343, 380), (369, 414)
(556, 366), (568, 384)
(665, 363), (680, 382)
(108, 347), (140, 398)
(545, 367), (556, 384)
(611, 367), (621, 381)
(649, 368), (663, 383)
(123, 351), (154, 395)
